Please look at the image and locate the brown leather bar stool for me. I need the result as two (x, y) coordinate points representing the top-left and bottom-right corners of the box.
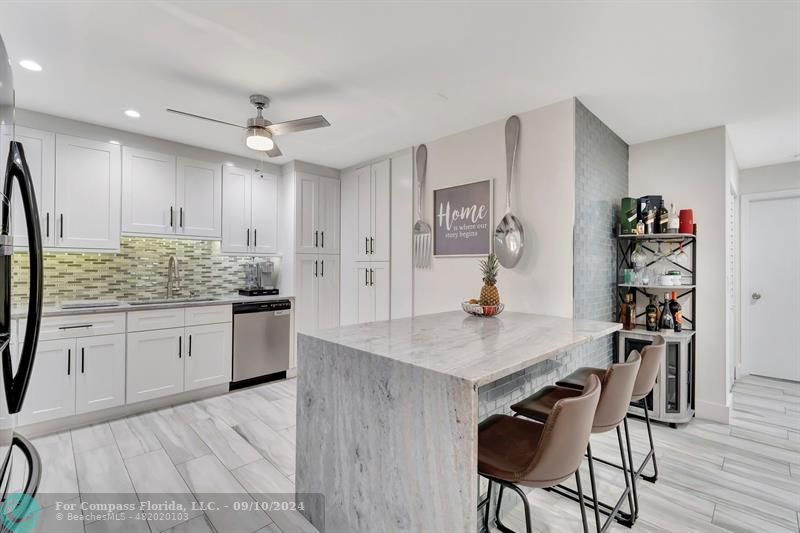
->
(478, 375), (601, 533)
(510, 352), (641, 533)
(556, 336), (666, 520)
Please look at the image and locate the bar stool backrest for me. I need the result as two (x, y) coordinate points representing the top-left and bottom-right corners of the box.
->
(592, 351), (641, 433)
(521, 374), (601, 487)
(631, 336), (665, 401)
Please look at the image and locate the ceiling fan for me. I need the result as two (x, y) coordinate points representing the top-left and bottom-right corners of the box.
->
(166, 94), (330, 157)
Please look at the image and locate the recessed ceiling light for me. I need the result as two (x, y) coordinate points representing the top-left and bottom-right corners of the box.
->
(124, 109), (140, 118)
(109, 140), (121, 145)
(18, 60), (42, 72)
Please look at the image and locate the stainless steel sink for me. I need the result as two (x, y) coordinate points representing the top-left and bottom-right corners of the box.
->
(128, 297), (217, 306)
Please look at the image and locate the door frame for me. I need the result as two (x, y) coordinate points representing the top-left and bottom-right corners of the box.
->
(739, 188), (800, 378)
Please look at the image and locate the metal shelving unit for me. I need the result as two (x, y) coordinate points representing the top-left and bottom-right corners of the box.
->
(615, 226), (697, 426)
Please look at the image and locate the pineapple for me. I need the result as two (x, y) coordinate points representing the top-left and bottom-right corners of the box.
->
(479, 253), (500, 306)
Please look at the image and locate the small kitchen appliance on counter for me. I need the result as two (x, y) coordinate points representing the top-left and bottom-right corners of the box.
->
(239, 260), (279, 296)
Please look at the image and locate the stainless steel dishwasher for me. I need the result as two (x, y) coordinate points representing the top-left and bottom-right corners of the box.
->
(232, 299), (292, 387)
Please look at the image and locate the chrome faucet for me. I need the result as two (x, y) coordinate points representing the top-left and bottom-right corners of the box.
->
(167, 255), (182, 298)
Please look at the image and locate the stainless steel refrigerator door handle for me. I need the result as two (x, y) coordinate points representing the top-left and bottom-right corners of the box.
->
(3, 142), (45, 414)
(751, 292), (762, 300)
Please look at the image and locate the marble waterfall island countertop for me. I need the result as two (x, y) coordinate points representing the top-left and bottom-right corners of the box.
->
(296, 311), (621, 532)
(302, 310), (622, 387)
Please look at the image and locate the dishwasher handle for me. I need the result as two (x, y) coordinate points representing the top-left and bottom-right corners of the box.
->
(234, 300), (292, 314)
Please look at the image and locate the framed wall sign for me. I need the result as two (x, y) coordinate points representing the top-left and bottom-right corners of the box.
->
(433, 179), (493, 257)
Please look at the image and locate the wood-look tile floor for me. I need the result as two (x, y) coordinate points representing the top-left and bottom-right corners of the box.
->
(492, 374), (800, 533)
(15, 375), (800, 532)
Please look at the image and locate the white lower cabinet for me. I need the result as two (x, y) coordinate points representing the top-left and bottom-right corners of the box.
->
(345, 262), (390, 325)
(184, 323), (232, 391)
(126, 327), (185, 404)
(18, 338), (76, 426)
(76, 334), (126, 414)
(295, 254), (340, 332)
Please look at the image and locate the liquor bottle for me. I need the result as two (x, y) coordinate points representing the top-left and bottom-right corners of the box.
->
(668, 203), (679, 233)
(659, 293), (674, 331)
(658, 202), (669, 233)
(645, 295), (659, 331)
(669, 291), (682, 332)
(620, 292), (636, 331)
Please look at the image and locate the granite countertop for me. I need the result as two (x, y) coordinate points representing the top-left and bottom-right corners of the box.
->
(12, 293), (294, 319)
(302, 311), (621, 387)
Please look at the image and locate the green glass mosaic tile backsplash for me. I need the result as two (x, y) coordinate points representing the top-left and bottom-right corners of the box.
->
(11, 237), (266, 305)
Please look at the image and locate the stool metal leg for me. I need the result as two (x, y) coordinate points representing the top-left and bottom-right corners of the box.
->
(575, 470), (590, 533)
(482, 479), (493, 533)
(642, 401), (659, 482)
(494, 480), (532, 533)
(585, 443), (601, 533)
(623, 417), (640, 519)
(616, 426), (636, 527)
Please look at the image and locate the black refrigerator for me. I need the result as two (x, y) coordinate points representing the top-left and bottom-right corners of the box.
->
(0, 32), (45, 524)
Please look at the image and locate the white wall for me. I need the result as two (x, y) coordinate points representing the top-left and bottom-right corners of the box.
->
(724, 133), (740, 405)
(413, 99), (576, 318)
(629, 127), (730, 423)
(739, 161), (800, 194)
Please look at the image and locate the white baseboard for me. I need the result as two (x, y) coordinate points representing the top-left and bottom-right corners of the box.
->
(695, 399), (731, 424)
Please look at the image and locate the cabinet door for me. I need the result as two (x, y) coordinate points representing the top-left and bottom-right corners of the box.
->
(371, 159), (391, 261)
(355, 264), (374, 324)
(355, 166), (372, 261)
(221, 165), (252, 254)
(372, 262), (391, 322)
(294, 255), (319, 333)
(296, 173), (318, 254)
(122, 147), (177, 235)
(75, 334), (125, 414)
(0, 126), (56, 248)
(177, 158), (221, 238)
(55, 135), (121, 250)
(18, 338), (75, 425)
(317, 254), (340, 330)
(185, 322), (232, 391)
(317, 177), (340, 253)
(250, 170), (278, 254)
(126, 327), (184, 403)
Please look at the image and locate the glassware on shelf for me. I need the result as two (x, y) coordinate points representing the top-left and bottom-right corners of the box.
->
(631, 242), (647, 270)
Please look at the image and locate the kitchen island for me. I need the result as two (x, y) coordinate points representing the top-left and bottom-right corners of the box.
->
(295, 311), (621, 532)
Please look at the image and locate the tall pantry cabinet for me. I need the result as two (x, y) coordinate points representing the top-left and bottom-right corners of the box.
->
(288, 163), (341, 333)
(340, 158), (391, 326)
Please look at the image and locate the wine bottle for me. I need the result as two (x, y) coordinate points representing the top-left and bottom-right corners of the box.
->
(659, 293), (674, 331)
(620, 292), (636, 331)
(646, 295), (659, 332)
(658, 202), (669, 233)
(668, 203), (679, 233)
(669, 291), (682, 332)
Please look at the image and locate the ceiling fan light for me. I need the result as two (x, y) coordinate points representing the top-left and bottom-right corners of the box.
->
(246, 127), (274, 151)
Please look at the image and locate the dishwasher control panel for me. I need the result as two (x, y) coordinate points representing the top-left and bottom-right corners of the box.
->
(233, 300), (292, 314)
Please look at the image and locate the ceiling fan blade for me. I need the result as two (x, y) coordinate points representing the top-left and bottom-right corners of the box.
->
(265, 115), (330, 136)
(265, 143), (283, 158)
(166, 108), (245, 129)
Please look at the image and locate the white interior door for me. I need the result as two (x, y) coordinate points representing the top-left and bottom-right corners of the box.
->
(178, 158), (221, 238)
(221, 165), (252, 254)
(250, 170), (278, 254)
(0, 126), (55, 248)
(122, 147), (177, 235)
(742, 192), (800, 381)
(371, 159), (391, 261)
(55, 135), (121, 250)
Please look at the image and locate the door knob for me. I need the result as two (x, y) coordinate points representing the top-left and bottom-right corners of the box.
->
(751, 292), (762, 300)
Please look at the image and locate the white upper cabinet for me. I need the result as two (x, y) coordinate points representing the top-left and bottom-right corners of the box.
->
(343, 158), (391, 262)
(55, 135), (121, 251)
(221, 165), (278, 255)
(0, 126), (55, 248)
(122, 147), (177, 235)
(250, 171), (278, 254)
(296, 173), (340, 255)
(123, 150), (222, 239)
(177, 158), (222, 238)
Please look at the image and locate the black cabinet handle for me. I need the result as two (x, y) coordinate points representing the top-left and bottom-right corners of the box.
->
(365, 268), (369, 286)
(60, 214), (63, 238)
(170, 206), (174, 228)
(81, 348), (85, 374)
(246, 228), (250, 247)
(188, 335), (192, 357)
(179, 207), (183, 228)
(314, 260), (318, 277)
(321, 260), (324, 278)
(67, 348), (71, 375)
(321, 231), (325, 248)
(370, 268), (374, 286)
(178, 336), (182, 358)
(254, 229), (257, 248)
(314, 230), (319, 247)
(58, 324), (92, 331)
(365, 237), (369, 255)
(46, 212), (49, 238)
(370, 237), (375, 255)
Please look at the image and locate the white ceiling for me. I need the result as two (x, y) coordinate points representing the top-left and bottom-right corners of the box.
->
(0, 1), (797, 169)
